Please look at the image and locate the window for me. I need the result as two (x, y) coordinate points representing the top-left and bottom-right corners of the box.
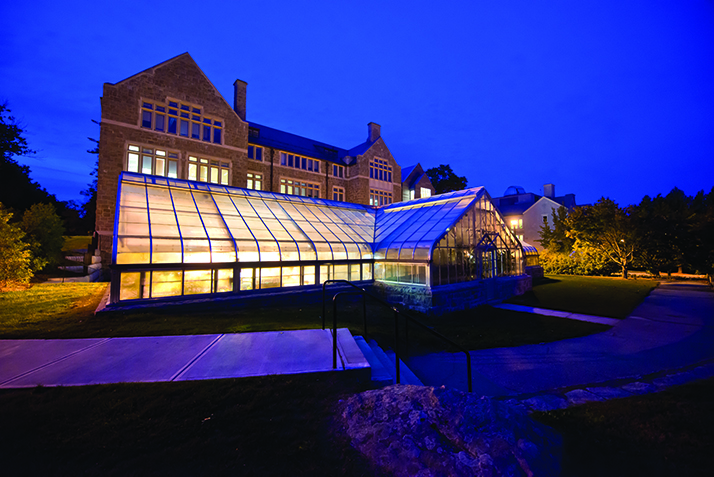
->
(248, 145), (263, 161)
(279, 152), (320, 173)
(126, 145), (178, 178)
(141, 99), (223, 145)
(370, 158), (392, 182)
(370, 189), (393, 206)
(542, 215), (548, 225)
(280, 178), (320, 198)
(509, 218), (523, 230)
(332, 164), (345, 178)
(420, 187), (432, 198)
(247, 172), (262, 190)
(332, 186), (344, 202)
(188, 156), (230, 185)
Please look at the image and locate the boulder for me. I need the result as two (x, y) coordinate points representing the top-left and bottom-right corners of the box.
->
(338, 384), (561, 476)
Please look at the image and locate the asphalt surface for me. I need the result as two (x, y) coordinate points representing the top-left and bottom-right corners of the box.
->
(408, 282), (714, 396)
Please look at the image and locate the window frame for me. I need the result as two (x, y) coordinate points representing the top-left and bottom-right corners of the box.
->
(126, 144), (179, 178)
(140, 98), (224, 146)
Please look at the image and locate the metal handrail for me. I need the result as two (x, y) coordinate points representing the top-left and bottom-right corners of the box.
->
(321, 279), (472, 392)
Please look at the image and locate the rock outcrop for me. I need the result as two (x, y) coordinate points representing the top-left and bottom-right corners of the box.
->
(338, 385), (561, 476)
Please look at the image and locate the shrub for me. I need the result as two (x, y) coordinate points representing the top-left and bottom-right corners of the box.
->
(20, 203), (65, 271)
(0, 204), (41, 289)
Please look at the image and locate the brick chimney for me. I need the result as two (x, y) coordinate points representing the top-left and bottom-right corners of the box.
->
(233, 79), (247, 121)
(368, 122), (381, 142)
(544, 183), (555, 199)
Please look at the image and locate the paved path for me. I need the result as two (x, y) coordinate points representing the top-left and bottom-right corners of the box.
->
(409, 282), (714, 397)
(0, 329), (368, 388)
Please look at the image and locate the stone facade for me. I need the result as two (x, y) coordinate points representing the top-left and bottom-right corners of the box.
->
(96, 53), (404, 266)
(374, 275), (532, 315)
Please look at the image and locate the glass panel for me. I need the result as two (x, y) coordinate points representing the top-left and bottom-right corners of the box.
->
(260, 267), (280, 289)
(192, 122), (200, 139)
(184, 270), (212, 295)
(221, 168), (229, 185)
(374, 262), (384, 280)
(303, 265), (315, 285)
(116, 237), (150, 264)
(180, 120), (189, 136)
(334, 264), (348, 280)
(151, 238), (182, 264)
(278, 241), (300, 261)
(151, 270), (182, 297)
(319, 264), (331, 284)
(282, 266), (301, 287)
(350, 264), (361, 281)
(142, 155), (153, 174)
(362, 263), (372, 280)
(236, 240), (260, 262)
(127, 153), (139, 172)
(258, 241), (280, 261)
(183, 239), (211, 263)
(216, 269), (233, 293)
(155, 157), (165, 176)
(120, 272), (143, 301)
(211, 239), (236, 262)
(240, 268), (254, 290)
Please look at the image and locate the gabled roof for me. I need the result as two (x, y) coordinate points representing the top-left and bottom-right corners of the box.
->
(401, 165), (417, 181)
(248, 122), (357, 164)
(373, 187), (486, 261)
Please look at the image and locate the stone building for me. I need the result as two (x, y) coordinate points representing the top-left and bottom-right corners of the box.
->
(96, 53), (402, 265)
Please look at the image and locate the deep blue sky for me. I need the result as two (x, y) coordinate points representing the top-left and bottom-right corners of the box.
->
(2, 0), (713, 207)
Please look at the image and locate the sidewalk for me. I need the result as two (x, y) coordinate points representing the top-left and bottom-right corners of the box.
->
(0, 329), (368, 388)
(408, 282), (714, 397)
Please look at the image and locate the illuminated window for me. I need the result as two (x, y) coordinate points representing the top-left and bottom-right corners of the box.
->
(420, 187), (432, 198)
(247, 172), (262, 190)
(332, 186), (345, 202)
(369, 158), (392, 182)
(248, 145), (263, 161)
(126, 144), (178, 178)
(141, 99), (222, 145)
(370, 189), (393, 206)
(332, 164), (345, 178)
(188, 156), (229, 185)
(509, 218), (523, 230)
(280, 178), (320, 198)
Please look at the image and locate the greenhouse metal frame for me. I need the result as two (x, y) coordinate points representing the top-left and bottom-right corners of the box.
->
(109, 172), (525, 306)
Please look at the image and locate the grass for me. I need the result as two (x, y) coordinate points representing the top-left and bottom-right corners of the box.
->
(0, 283), (610, 352)
(0, 373), (383, 476)
(507, 275), (658, 318)
(62, 235), (92, 252)
(533, 377), (714, 476)
(0, 283), (108, 337)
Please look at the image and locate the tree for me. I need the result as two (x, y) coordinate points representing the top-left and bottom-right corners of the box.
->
(20, 203), (65, 271)
(537, 206), (574, 253)
(0, 103), (56, 212)
(0, 204), (39, 289)
(80, 145), (98, 234)
(425, 164), (468, 194)
(569, 198), (641, 279)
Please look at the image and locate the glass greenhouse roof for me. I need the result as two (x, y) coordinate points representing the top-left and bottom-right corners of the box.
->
(374, 187), (486, 261)
(113, 173), (376, 266)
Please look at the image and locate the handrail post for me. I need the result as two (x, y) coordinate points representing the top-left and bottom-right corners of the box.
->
(322, 281), (326, 330)
(333, 295), (338, 370)
(394, 309), (400, 384)
(362, 294), (367, 336)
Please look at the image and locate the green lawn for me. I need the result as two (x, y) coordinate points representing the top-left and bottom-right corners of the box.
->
(62, 235), (92, 252)
(0, 373), (382, 476)
(533, 377), (714, 476)
(507, 275), (657, 318)
(0, 283), (609, 352)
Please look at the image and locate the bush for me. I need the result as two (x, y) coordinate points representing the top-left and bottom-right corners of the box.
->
(540, 247), (618, 276)
(0, 204), (41, 289)
(20, 203), (65, 271)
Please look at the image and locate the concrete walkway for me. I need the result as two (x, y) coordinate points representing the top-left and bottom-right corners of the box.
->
(0, 328), (368, 388)
(409, 282), (714, 397)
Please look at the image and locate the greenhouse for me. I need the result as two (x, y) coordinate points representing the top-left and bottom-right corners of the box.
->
(109, 172), (530, 312)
